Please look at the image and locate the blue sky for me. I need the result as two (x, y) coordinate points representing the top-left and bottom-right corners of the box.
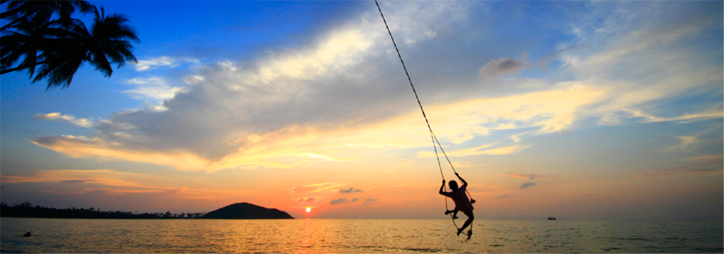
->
(1, 1), (722, 219)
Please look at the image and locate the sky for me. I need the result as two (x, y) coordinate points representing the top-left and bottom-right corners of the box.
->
(1, 1), (722, 220)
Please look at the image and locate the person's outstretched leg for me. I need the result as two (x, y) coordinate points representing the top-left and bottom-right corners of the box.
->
(457, 210), (474, 236)
(445, 209), (459, 219)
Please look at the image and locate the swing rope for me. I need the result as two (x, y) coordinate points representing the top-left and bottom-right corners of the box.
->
(373, 0), (446, 178)
(374, 0), (473, 238)
(373, 0), (450, 178)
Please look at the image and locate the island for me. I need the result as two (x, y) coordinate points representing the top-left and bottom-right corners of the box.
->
(0, 201), (293, 219)
(203, 202), (293, 219)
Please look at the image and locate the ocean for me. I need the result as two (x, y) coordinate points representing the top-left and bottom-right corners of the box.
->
(1, 218), (722, 253)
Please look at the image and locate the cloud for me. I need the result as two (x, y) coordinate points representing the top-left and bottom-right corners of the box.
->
(351, 198), (359, 203)
(659, 136), (701, 153)
(687, 155), (724, 162)
(35, 113), (94, 128)
(304, 183), (349, 193)
(287, 183), (348, 194)
(298, 197), (315, 203)
(30, 135), (208, 171)
(623, 107), (722, 124)
(365, 198), (377, 203)
(510, 132), (529, 143)
(124, 76), (183, 101)
(133, 56), (198, 71)
(301, 153), (343, 162)
(479, 55), (530, 78)
(330, 198), (348, 205)
(497, 194), (508, 199)
(659, 126), (722, 153)
(0, 169), (248, 202)
(28, 1), (723, 174)
(28, 1), (475, 170)
(636, 156), (723, 178)
(504, 173), (551, 180)
(2, 169), (152, 188)
(59, 180), (91, 184)
(418, 143), (531, 158)
(339, 187), (363, 193)
(519, 182), (536, 189)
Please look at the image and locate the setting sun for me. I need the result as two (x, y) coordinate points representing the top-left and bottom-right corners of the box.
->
(305, 207), (312, 213)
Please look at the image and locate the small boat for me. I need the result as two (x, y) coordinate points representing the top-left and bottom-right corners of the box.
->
(548, 217), (556, 220)
(23, 231), (31, 237)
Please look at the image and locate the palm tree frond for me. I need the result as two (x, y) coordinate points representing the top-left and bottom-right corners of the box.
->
(90, 50), (112, 77)
(2, 1), (138, 89)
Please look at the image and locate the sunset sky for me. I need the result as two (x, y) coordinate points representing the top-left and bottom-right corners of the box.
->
(1, 1), (722, 220)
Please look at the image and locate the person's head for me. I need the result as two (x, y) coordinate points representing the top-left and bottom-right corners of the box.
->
(448, 180), (459, 191)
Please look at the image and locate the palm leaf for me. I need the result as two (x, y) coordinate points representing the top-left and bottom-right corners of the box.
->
(2, 2), (138, 89)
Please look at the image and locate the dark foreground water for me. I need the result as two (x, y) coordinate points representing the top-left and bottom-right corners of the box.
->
(1, 218), (722, 253)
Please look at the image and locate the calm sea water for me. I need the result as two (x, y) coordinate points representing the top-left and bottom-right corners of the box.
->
(1, 218), (722, 253)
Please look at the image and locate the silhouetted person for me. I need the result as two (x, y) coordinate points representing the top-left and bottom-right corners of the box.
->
(439, 173), (474, 237)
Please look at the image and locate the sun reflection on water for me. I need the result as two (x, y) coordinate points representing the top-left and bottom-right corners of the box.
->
(297, 218), (312, 253)
(1, 218), (721, 253)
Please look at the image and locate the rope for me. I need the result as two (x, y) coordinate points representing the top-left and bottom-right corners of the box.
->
(374, 0), (473, 238)
(373, 0), (448, 179)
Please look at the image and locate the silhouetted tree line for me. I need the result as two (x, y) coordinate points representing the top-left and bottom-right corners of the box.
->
(0, 202), (206, 219)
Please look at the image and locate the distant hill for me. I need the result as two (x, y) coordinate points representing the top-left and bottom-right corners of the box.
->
(202, 202), (293, 219)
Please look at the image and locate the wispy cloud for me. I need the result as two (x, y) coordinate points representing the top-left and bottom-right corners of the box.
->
(636, 155), (723, 178)
(2, 169), (153, 188)
(479, 55), (530, 78)
(287, 183), (348, 194)
(625, 107), (722, 124)
(330, 198), (348, 205)
(304, 183), (349, 193)
(301, 153), (343, 162)
(519, 182), (536, 189)
(30, 135), (208, 171)
(659, 135), (701, 153)
(687, 155), (724, 162)
(418, 143), (531, 158)
(35, 113), (94, 128)
(0, 169), (251, 203)
(659, 125), (722, 153)
(297, 197), (316, 203)
(133, 56), (198, 71)
(504, 173), (552, 180)
(124, 76), (183, 101)
(339, 187), (363, 193)
(59, 180), (90, 184)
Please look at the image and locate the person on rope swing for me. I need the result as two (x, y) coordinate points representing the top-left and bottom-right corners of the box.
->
(439, 172), (475, 237)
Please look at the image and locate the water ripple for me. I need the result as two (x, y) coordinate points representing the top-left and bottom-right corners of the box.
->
(1, 218), (722, 253)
